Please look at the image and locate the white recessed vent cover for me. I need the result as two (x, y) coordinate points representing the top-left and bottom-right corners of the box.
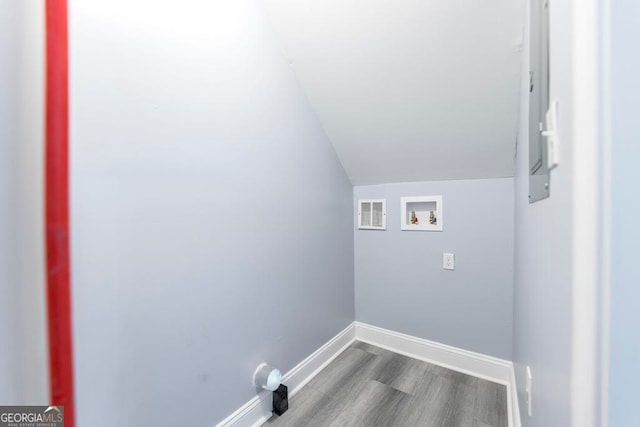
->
(358, 199), (386, 230)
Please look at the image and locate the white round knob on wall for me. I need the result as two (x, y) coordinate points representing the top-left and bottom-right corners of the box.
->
(253, 363), (281, 391)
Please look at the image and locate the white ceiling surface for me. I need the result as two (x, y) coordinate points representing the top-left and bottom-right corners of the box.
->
(260, 0), (524, 185)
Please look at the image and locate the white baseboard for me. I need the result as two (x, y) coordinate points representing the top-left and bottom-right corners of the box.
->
(355, 322), (511, 383)
(215, 323), (356, 427)
(355, 322), (520, 427)
(509, 363), (522, 427)
(216, 321), (521, 427)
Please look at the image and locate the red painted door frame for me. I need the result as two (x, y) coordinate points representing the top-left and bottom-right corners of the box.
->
(45, 0), (75, 425)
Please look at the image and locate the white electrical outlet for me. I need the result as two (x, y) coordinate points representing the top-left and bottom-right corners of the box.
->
(443, 253), (455, 270)
(542, 99), (560, 170)
(526, 366), (533, 416)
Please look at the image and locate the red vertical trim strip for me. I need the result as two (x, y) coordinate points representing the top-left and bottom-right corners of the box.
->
(45, 0), (75, 426)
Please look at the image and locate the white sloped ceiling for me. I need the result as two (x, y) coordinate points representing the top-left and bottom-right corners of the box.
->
(260, 0), (524, 184)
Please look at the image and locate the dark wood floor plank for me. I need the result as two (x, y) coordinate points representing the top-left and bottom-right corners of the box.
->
(329, 379), (414, 427)
(350, 340), (391, 356)
(474, 379), (508, 427)
(372, 353), (432, 396)
(305, 347), (377, 396)
(442, 369), (481, 389)
(407, 374), (476, 427)
(263, 341), (508, 427)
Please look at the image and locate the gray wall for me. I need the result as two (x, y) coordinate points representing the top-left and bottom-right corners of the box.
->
(512, 0), (574, 425)
(354, 178), (514, 360)
(69, 1), (354, 425)
(0, 0), (48, 405)
(608, 1), (640, 425)
(0, 0), (20, 403)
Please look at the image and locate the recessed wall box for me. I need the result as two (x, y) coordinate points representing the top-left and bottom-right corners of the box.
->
(358, 199), (386, 230)
(400, 196), (443, 231)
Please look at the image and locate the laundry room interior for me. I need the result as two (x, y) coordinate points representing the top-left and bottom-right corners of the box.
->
(1, 0), (637, 426)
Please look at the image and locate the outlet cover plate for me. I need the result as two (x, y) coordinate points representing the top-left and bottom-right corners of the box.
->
(443, 253), (455, 270)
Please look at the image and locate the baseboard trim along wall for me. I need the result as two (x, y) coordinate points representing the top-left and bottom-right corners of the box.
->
(216, 321), (521, 427)
(355, 322), (521, 427)
(215, 323), (357, 427)
(509, 361), (522, 427)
